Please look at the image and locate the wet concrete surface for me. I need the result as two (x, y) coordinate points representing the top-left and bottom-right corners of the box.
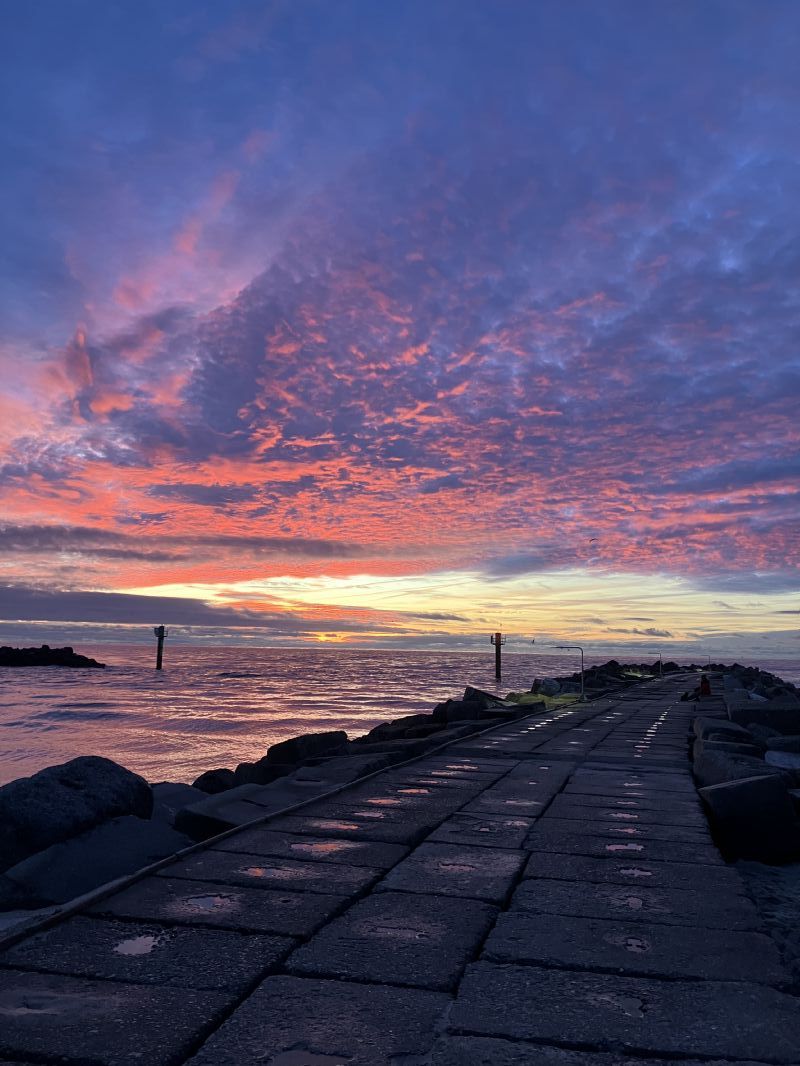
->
(450, 962), (800, 1061)
(511, 874), (762, 929)
(185, 975), (449, 1066)
(2, 674), (798, 1064)
(286, 889), (497, 990)
(0, 914), (293, 991)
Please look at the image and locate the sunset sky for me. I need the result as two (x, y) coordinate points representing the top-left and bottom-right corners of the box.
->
(1, 1), (799, 658)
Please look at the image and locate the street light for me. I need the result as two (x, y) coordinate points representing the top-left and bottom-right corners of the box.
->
(555, 644), (585, 701)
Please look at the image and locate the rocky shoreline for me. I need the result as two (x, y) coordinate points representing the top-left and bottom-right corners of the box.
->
(1, 658), (798, 937)
(690, 665), (800, 863)
(0, 645), (105, 669)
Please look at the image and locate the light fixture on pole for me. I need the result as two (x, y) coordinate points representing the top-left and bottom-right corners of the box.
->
(555, 644), (585, 701)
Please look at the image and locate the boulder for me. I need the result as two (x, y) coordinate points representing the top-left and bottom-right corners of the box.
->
(233, 760), (294, 786)
(536, 679), (561, 696)
(693, 739), (763, 762)
(402, 722), (447, 738)
(693, 716), (751, 740)
(766, 735), (800, 753)
(265, 730), (348, 764)
(728, 700), (800, 733)
(292, 754), (393, 784)
(2, 816), (192, 906)
(765, 750), (800, 772)
(692, 749), (786, 790)
(463, 686), (509, 708)
(191, 768), (236, 794)
(151, 782), (207, 825)
(748, 723), (783, 742)
(699, 774), (800, 863)
(0, 757), (152, 873)
(362, 714), (435, 742)
(348, 737), (438, 760)
(175, 783), (273, 840)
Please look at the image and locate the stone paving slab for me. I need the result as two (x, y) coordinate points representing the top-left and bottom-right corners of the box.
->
(545, 796), (706, 826)
(287, 890), (496, 991)
(450, 962), (800, 1061)
(428, 811), (536, 849)
(555, 791), (702, 815)
(429, 1035), (777, 1066)
(0, 915), (292, 992)
(511, 876), (762, 929)
(378, 842), (525, 903)
(157, 849), (381, 895)
(522, 830), (723, 865)
(483, 910), (786, 983)
(502, 760), (574, 780)
(533, 815), (712, 843)
(209, 829), (409, 868)
(186, 975), (450, 1066)
(90, 875), (350, 936)
(571, 771), (695, 792)
(523, 852), (743, 891)
(423, 757), (521, 774)
(462, 790), (556, 817)
(264, 810), (438, 844)
(0, 968), (229, 1066)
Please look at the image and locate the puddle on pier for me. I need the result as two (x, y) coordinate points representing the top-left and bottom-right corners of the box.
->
(290, 840), (353, 856)
(308, 820), (361, 832)
(606, 843), (644, 852)
(605, 932), (652, 954)
(618, 867), (653, 878)
(612, 894), (645, 910)
(360, 920), (432, 941)
(177, 893), (237, 913)
(114, 934), (162, 956)
(586, 992), (646, 1019)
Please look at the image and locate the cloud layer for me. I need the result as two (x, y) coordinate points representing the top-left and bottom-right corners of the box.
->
(1, 1), (799, 648)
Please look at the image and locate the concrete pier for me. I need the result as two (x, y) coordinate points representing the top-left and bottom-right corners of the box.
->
(2, 674), (799, 1064)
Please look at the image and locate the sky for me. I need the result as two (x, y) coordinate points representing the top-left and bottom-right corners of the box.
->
(1, 0), (799, 659)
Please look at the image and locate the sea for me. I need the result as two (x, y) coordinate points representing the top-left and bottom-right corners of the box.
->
(1, 645), (798, 786)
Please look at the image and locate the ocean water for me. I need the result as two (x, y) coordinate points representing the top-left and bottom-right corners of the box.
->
(1, 644), (797, 786)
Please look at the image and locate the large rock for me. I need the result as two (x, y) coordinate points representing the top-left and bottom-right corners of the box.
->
(0, 757), (152, 873)
(693, 716), (752, 741)
(265, 730), (348, 764)
(699, 775), (800, 863)
(233, 760), (294, 786)
(463, 686), (509, 708)
(748, 723), (783, 742)
(692, 739), (763, 761)
(151, 782), (207, 825)
(765, 750), (800, 773)
(292, 754), (393, 784)
(766, 735), (800, 753)
(2, 816), (192, 906)
(362, 714), (436, 742)
(191, 768), (236, 794)
(728, 700), (800, 733)
(692, 749), (785, 790)
(535, 679), (561, 696)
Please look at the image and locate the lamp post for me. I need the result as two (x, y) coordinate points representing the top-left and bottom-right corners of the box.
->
(556, 644), (585, 701)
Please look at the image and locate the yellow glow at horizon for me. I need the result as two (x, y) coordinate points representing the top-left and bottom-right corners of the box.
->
(118, 568), (799, 643)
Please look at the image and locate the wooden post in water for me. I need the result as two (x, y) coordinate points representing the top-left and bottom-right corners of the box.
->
(154, 625), (167, 670)
(490, 631), (506, 680)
